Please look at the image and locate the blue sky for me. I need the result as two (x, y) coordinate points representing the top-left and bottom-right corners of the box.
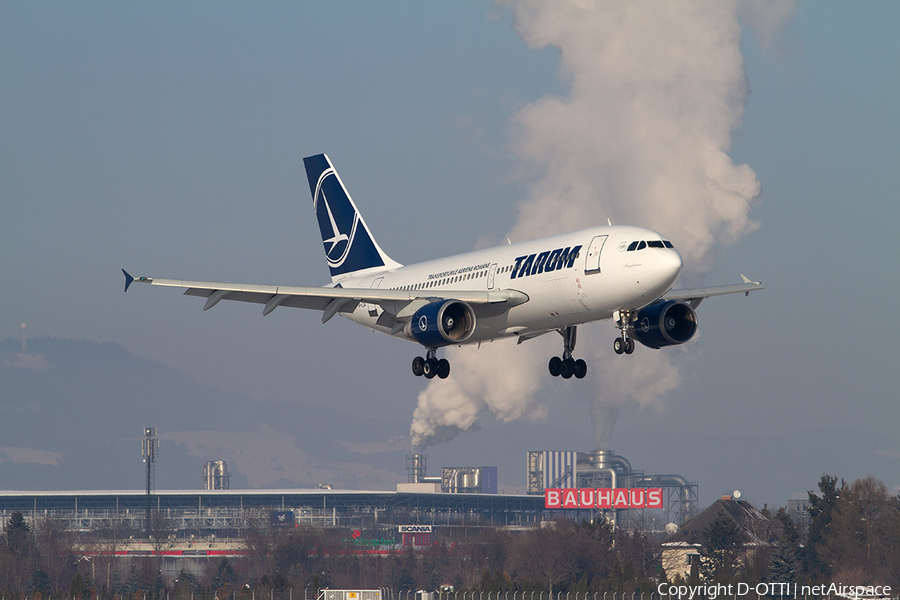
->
(2, 1), (899, 507)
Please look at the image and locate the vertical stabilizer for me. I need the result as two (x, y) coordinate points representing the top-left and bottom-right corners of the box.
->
(303, 154), (400, 281)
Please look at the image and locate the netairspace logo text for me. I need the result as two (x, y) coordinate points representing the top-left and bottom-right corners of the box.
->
(658, 583), (893, 600)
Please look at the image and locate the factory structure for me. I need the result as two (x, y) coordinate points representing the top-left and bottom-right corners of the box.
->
(526, 449), (698, 526)
(202, 460), (231, 491)
(398, 454), (498, 495)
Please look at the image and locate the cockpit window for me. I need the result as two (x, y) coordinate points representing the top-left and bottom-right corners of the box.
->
(627, 239), (674, 251)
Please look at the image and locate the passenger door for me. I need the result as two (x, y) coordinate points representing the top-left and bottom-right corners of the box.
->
(487, 263), (497, 289)
(584, 235), (608, 274)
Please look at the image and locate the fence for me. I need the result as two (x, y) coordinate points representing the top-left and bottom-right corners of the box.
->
(4, 589), (897, 600)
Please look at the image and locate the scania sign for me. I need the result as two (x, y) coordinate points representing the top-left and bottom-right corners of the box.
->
(545, 488), (663, 509)
(398, 525), (433, 533)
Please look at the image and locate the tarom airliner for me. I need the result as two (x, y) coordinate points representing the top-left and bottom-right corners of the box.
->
(123, 154), (763, 380)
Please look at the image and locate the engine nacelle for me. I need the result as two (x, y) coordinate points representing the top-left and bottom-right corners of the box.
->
(632, 300), (697, 349)
(407, 300), (476, 348)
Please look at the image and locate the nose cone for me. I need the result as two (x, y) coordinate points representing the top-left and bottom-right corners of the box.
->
(662, 248), (683, 286)
(646, 248), (683, 297)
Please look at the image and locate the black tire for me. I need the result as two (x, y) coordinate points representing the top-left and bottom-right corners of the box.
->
(412, 356), (426, 377)
(625, 338), (635, 354)
(574, 359), (587, 379)
(561, 357), (575, 379)
(437, 358), (450, 379)
(423, 358), (438, 379)
(548, 356), (562, 377)
(614, 338), (625, 354)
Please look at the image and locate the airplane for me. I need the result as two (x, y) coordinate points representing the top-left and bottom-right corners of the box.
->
(123, 153), (763, 380)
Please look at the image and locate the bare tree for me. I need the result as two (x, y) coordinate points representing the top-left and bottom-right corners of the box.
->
(33, 515), (77, 595)
(83, 512), (132, 593)
(510, 521), (577, 592)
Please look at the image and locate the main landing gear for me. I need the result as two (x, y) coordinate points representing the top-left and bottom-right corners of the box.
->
(549, 326), (587, 379)
(613, 310), (636, 355)
(412, 348), (450, 379)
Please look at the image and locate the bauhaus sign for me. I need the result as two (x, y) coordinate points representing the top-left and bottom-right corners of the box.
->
(545, 488), (663, 509)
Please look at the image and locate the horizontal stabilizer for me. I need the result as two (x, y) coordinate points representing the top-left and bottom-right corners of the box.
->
(122, 269), (135, 292)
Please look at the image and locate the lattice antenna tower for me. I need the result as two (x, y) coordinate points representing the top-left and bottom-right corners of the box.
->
(142, 427), (158, 537)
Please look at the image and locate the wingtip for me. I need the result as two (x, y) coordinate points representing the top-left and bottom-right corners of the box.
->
(740, 274), (761, 285)
(122, 269), (135, 292)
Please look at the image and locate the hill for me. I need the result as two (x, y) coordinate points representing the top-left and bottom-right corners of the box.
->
(0, 337), (407, 491)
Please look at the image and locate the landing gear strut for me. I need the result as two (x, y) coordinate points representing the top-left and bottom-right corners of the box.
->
(412, 348), (450, 379)
(549, 326), (587, 379)
(613, 310), (636, 355)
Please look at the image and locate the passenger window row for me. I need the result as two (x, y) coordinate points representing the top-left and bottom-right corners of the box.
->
(390, 263), (520, 292)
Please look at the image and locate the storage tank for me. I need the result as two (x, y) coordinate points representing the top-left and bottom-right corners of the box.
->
(203, 460), (230, 490)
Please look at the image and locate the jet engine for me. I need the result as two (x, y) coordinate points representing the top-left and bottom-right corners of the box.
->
(631, 300), (697, 349)
(407, 300), (476, 348)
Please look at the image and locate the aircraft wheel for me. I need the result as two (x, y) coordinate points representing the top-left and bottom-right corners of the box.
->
(614, 338), (625, 354)
(412, 356), (426, 377)
(548, 356), (562, 377)
(560, 357), (575, 379)
(437, 358), (450, 379)
(574, 359), (587, 379)
(625, 338), (635, 354)
(423, 358), (438, 379)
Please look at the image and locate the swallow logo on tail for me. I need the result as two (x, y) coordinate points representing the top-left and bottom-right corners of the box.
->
(303, 154), (400, 280)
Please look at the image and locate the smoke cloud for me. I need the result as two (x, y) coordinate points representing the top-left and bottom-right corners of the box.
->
(410, 338), (547, 449)
(410, 0), (793, 451)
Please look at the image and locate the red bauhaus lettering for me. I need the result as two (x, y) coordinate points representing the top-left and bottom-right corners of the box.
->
(545, 489), (561, 508)
(578, 489), (595, 508)
(544, 488), (664, 510)
(597, 488), (612, 508)
(629, 489), (645, 508)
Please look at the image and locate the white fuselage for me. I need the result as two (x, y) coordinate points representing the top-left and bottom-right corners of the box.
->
(334, 225), (683, 344)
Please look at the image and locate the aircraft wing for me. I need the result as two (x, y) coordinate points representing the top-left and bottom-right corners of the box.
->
(663, 274), (764, 308)
(122, 270), (528, 324)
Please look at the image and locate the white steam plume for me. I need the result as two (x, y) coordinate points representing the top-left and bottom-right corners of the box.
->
(410, 338), (548, 449)
(410, 0), (793, 450)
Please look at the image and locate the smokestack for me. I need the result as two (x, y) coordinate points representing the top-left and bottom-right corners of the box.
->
(407, 454), (427, 483)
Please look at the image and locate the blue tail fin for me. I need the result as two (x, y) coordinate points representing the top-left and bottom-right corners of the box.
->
(303, 154), (399, 280)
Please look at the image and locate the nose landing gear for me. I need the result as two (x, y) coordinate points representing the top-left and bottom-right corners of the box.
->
(412, 348), (450, 379)
(548, 326), (587, 379)
(613, 310), (635, 355)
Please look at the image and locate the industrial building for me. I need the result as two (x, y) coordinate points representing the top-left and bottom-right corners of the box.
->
(0, 448), (695, 539)
(0, 488), (545, 538)
(526, 449), (699, 526)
